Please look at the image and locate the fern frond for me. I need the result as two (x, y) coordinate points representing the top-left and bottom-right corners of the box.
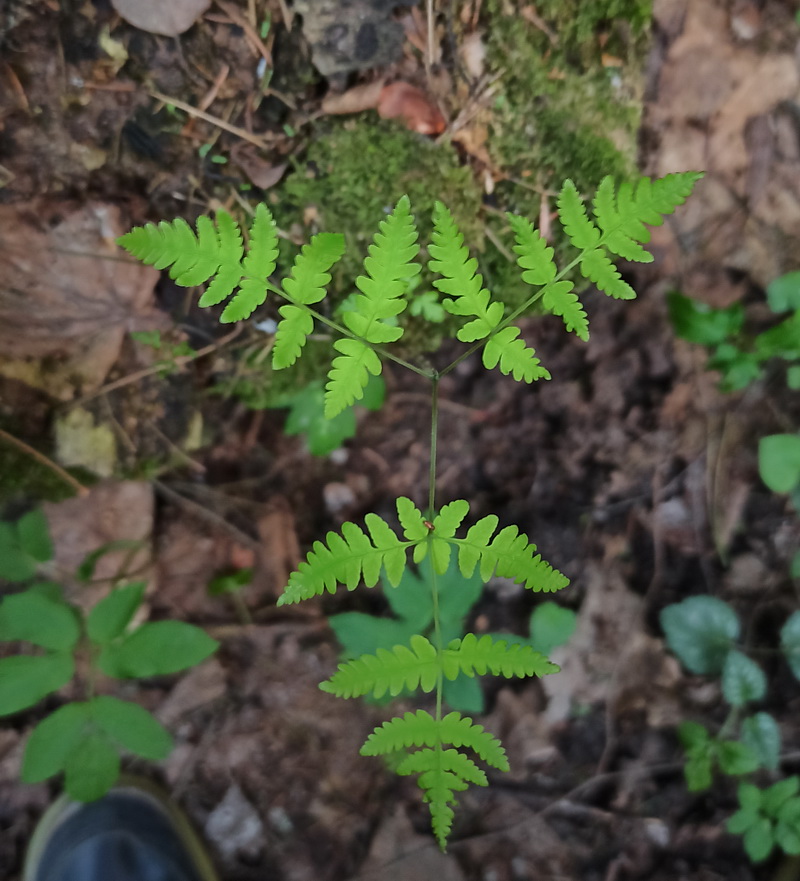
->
(432, 500), (469, 537)
(272, 232), (346, 369)
(483, 327), (551, 382)
(442, 633), (558, 680)
(397, 496), (429, 541)
(397, 748), (483, 847)
(320, 634), (439, 698)
(325, 338), (382, 418)
(454, 517), (569, 592)
(558, 179), (601, 251)
(507, 214), (557, 286)
(118, 207), (280, 323)
(221, 204), (279, 322)
(428, 203), (504, 342)
(361, 709), (508, 771)
(344, 196), (420, 345)
(277, 510), (412, 605)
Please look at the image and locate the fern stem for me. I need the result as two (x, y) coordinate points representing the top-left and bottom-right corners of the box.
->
(428, 553), (444, 727)
(428, 374), (440, 518)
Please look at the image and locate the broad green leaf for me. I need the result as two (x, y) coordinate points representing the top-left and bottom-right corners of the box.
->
(528, 602), (577, 655)
(328, 612), (419, 660)
(776, 817), (800, 856)
(667, 291), (743, 345)
(722, 650), (766, 707)
(0, 590), (80, 650)
(716, 739), (759, 776)
(0, 522), (37, 582)
(91, 696), (173, 760)
(16, 510), (53, 562)
(741, 712), (781, 771)
(660, 595), (739, 674)
(763, 777), (800, 816)
(435, 560), (483, 629)
(0, 653), (74, 715)
(442, 673), (484, 713)
(759, 434), (800, 494)
(98, 622), (218, 678)
(382, 565), (434, 630)
(64, 731), (120, 802)
(782, 611), (800, 679)
(21, 702), (90, 782)
(767, 271), (800, 312)
(86, 583), (146, 644)
(743, 817), (775, 862)
(283, 382), (356, 456)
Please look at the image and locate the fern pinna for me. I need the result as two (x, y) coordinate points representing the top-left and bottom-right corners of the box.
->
(119, 171), (702, 847)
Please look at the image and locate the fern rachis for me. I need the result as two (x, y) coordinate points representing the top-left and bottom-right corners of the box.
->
(119, 171), (703, 848)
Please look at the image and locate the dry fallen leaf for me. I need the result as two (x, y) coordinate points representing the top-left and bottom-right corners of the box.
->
(230, 143), (289, 190)
(0, 201), (164, 396)
(377, 81), (446, 135)
(321, 80), (384, 116)
(110, 0), (211, 36)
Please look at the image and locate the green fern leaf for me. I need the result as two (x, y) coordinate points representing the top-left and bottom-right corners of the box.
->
(220, 204), (279, 322)
(483, 327), (551, 382)
(397, 496), (429, 541)
(277, 509), (412, 605)
(454, 517), (568, 592)
(320, 634), (439, 698)
(432, 500), (469, 538)
(541, 281), (589, 341)
(397, 747), (488, 786)
(558, 179), (601, 251)
(325, 338), (382, 418)
(429, 203), (504, 342)
(273, 232), (346, 369)
(507, 214), (557, 286)
(442, 633), (558, 680)
(580, 248), (636, 300)
(361, 709), (508, 771)
(197, 212), (244, 308)
(344, 196), (420, 345)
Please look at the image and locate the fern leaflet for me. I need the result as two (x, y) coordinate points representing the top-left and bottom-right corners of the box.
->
(361, 709), (508, 771)
(323, 198), (420, 418)
(557, 179), (601, 251)
(483, 327), (551, 382)
(442, 633), (558, 679)
(428, 203), (504, 342)
(453, 515), (569, 592)
(320, 634), (439, 698)
(507, 215), (589, 340)
(117, 206), (280, 322)
(273, 233), (345, 369)
(277, 499), (417, 605)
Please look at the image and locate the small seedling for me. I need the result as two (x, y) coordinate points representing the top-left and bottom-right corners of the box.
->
(0, 510), (218, 801)
(662, 595), (800, 861)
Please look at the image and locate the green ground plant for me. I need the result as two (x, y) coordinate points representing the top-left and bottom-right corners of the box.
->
(669, 273), (800, 573)
(0, 509), (218, 801)
(120, 170), (701, 847)
(661, 595), (800, 861)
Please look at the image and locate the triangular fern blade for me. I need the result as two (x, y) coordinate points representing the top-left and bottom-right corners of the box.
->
(282, 232), (346, 305)
(166, 218), (203, 279)
(325, 338), (382, 418)
(558, 179), (601, 251)
(483, 327), (551, 382)
(241, 203), (279, 279)
(507, 214), (557, 286)
(344, 305), (404, 344)
(580, 249), (636, 300)
(320, 634), (439, 699)
(272, 304), (314, 369)
(541, 281), (589, 341)
(117, 224), (158, 263)
(457, 515), (499, 577)
(647, 171), (704, 216)
(176, 216), (221, 286)
(444, 633), (559, 679)
(592, 177), (651, 263)
(439, 711), (509, 771)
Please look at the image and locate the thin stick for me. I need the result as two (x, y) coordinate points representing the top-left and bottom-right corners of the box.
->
(149, 90), (276, 150)
(68, 325), (243, 409)
(0, 427), (89, 497)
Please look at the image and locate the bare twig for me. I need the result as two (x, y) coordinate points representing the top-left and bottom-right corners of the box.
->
(0, 428), (90, 497)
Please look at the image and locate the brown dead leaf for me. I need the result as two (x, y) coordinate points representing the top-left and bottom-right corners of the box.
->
(110, 0), (211, 36)
(0, 201), (164, 397)
(256, 501), (301, 597)
(230, 143), (288, 190)
(377, 81), (446, 135)
(321, 80), (384, 116)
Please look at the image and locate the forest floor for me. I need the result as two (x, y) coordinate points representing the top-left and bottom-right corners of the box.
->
(1, 0), (800, 879)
